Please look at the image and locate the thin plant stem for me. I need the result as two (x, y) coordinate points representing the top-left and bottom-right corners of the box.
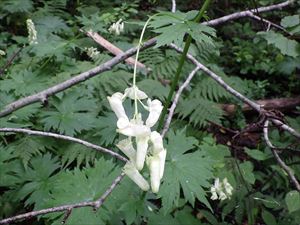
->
(157, 0), (212, 130)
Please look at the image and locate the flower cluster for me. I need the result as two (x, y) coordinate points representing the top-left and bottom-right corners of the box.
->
(108, 19), (124, 36)
(84, 47), (100, 60)
(26, 19), (38, 45)
(108, 86), (166, 193)
(210, 178), (234, 201)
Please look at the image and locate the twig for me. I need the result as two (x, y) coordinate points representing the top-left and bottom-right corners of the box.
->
(0, 47), (23, 76)
(263, 120), (300, 191)
(0, 38), (156, 118)
(84, 30), (148, 70)
(161, 66), (200, 137)
(169, 43), (300, 140)
(203, 0), (295, 26)
(0, 173), (125, 224)
(171, 0), (176, 13)
(0, 128), (127, 162)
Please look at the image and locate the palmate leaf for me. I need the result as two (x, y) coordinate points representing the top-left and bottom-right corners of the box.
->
(42, 158), (121, 225)
(159, 129), (213, 214)
(39, 90), (99, 136)
(149, 11), (216, 48)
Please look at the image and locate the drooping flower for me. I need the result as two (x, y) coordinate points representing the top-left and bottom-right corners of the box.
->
(136, 135), (150, 170)
(148, 155), (161, 193)
(26, 19), (38, 45)
(107, 92), (128, 120)
(146, 99), (163, 127)
(158, 149), (167, 179)
(85, 47), (100, 60)
(150, 131), (164, 154)
(108, 19), (124, 36)
(210, 178), (234, 201)
(117, 117), (151, 137)
(123, 162), (150, 191)
(116, 138), (136, 161)
(124, 86), (148, 100)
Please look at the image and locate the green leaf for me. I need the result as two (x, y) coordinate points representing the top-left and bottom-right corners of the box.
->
(281, 15), (300, 28)
(262, 209), (277, 225)
(285, 191), (300, 213)
(258, 31), (299, 58)
(239, 161), (255, 184)
(245, 149), (269, 161)
(1, 0), (33, 13)
(159, 129), (213, 214)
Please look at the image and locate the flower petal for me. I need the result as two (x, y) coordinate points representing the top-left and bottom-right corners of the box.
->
(148, 155), (161, 193)
(116, 138), (136, 161)
(146, 99), (163, 127)
(124, 86), (148, 100)
(158, 149), (167, 179)
(136, 135), (150, 170)
(150, 131), (164, 154)
(117, 118), (151, 137)
(123, 162), (150, 191)
(107, 92), (128, 120)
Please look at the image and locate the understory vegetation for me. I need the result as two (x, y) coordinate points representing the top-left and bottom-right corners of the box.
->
(0, 0), (300, 224)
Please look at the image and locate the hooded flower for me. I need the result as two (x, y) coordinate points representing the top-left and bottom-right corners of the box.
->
(136, 135), (150, 170)
(123, 162), (150, 191)
(150, 131), (164, 154)
(116, 138), (136, 161)
(117, 117), (151, 137)
(146, 99), (163, 127)
(124, 86), (148, 100)
(148, 155), (161, 193)
(108, 19), (124, 36)
(107, 92), (128, 120)
(158, 149), (167, 179)
(210, 178), (234, 201)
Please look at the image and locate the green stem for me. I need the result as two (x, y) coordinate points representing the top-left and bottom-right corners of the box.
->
(157, 0), (212, 130)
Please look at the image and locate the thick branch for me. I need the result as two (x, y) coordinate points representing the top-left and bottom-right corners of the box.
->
(263, 120), (300, 191)
(169, 43), (300, 139)
(0, 173), (125, 225)
(0, 38), (156, 118)
(0, 128), (127, 162)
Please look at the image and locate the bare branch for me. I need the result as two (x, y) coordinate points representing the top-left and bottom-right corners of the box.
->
(84, 30), (148, 70)
(0, 128), (127, 162)
(203, 0), (295, 26)
(171, 0), (176, 13)
(169, 43), (300, 139)
(161, 66), (200, 137)
(0, 38), (156, 118)
(263, 120), (300, 191)
(0, 173), (125, 225)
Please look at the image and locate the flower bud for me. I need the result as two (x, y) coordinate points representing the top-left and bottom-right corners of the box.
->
(123, 162), (150, 191)
(107, 92), (127, 120)
(136, 135), (150, 170)
(146, 99), (163, 127)
(116, 138), (136, 161)
(148, 155), (161, 193)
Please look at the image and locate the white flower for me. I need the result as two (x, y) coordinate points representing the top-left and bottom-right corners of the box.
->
(117, 117), (151, 137)
(136, 135), (150, 170)
(123, 162), (150, 191)
(0, 50), (5, 56)
(107, 92), (128, 120)
(26, 19), (38, 45)
(150, 131), (164, 154)
(146, 99), (163, 127)
(223, 178), (234, 196)
(85, 47), (100, 60)
(210, 178), (234, 201)
(148, 155), (161, 193)
(124, 86), (148, 100)
(108, 19), (124, 36)
(158, 149), (167, 179)
(116, 138), (136, 161)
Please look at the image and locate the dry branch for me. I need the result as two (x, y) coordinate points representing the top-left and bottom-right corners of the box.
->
(0, 128), (128, 162)
(0, 38), (156, 118)
(263, 120), (300, 191)
(85, 30), (148, 70)
(0, 173), (125, 225)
